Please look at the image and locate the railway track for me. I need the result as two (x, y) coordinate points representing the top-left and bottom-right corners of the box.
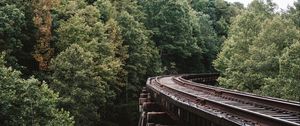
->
(146, 74), (300, 126)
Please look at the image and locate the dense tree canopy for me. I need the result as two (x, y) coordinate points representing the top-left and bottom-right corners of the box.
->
(117, 10), (161, 98)
(0, 4), (25, 68)
(50, 44), (109, 125)
(1, 0), (300, 125)
(214, 0), (273, 91)
(0, 53), (74, 125)
(191, 0), (242, 38)
(276, 42), (300, 100)
(32, 0), (59, 70)
(214, 0), (300, 101)
(288, 0), (300, 27)
(142, 0), (219, 73)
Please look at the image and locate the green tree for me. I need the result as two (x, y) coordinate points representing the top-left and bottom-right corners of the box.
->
(105, 18), (128, 92)
(214, 0), (300, 101)
(214, 0), (273, 91)
(94, 0), (117, 22)
(261, 42), (300, 101)
(248, 16), (300, 95)
(143, 0), (200, 59)
(117, 10), (161, 99)
(256, 16), (300, 100)
(288, 0), (300, 27)
(0, 53), (74, 125)
(143, 0), (215, 72)
(278, 42), (300, 100)
(0, 4), (25, 68)
(53, 1), (127, 124)
(259, 42), (300, 101)
(111, 0), (161, 99)
(142, 0), (218, 72)
(55, 3), (106, 52)
(189, 12), (219, 72)
(56, 0), (124, 94)
(191, 0), (243, 38)
(0, 0), (39, 75)
(50, 44), (109, 125)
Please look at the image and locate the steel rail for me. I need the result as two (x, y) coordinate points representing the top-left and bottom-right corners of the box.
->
(147, 77), (242, 126)
(176, 75), (300, 113)
(147, 75), (300, 126)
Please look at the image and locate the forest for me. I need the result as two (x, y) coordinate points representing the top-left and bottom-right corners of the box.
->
(0, 0), (299, 125)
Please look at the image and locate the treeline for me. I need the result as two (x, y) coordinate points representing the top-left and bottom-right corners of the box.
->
(1, 0), (241, 125)
(0, 0), (299, 125)
(214, 0), (300, 101)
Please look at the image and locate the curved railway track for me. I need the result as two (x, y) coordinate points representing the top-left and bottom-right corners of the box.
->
(145, 74), (300, 126)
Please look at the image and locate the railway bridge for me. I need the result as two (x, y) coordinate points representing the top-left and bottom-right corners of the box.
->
(138, 74), (300, 126)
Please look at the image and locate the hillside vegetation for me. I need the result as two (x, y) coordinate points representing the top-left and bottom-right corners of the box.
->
(0, 0), (299, 125)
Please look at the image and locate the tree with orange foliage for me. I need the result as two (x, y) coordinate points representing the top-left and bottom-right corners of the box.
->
(32, 0), (59, 70)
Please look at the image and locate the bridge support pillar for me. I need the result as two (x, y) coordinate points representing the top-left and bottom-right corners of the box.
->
(138, 87), (179, 126)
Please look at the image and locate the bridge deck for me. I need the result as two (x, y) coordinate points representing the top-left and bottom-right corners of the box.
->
(156, 76), (300, 126)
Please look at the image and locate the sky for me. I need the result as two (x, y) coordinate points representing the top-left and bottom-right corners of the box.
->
(224, 0), (297, 10)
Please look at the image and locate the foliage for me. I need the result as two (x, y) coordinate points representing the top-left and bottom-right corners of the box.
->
(288, 0), (300, 27)
(143, 0), (201, 58)
(32, 0), (59, 70)
(191, 0), (242, 38)
(55, 2), (106, 52)
(115, 0), (161, 99)
(277, 42), (300, 100)
(142, 0), (219, 73)
(104, 18), (128, 92)
(0, 4), (25, 68)
(214, 0), (300, 101)
(56, 0), (123, 92)
(214, 0), (272, 91)
(0, 53), (74, 125)
(94, 0), (117, 22)
(0, 0), (38, 75)
(2, 0), (300, 125)
(53, 0), (128, 124)
(50, 44), (109, 125)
